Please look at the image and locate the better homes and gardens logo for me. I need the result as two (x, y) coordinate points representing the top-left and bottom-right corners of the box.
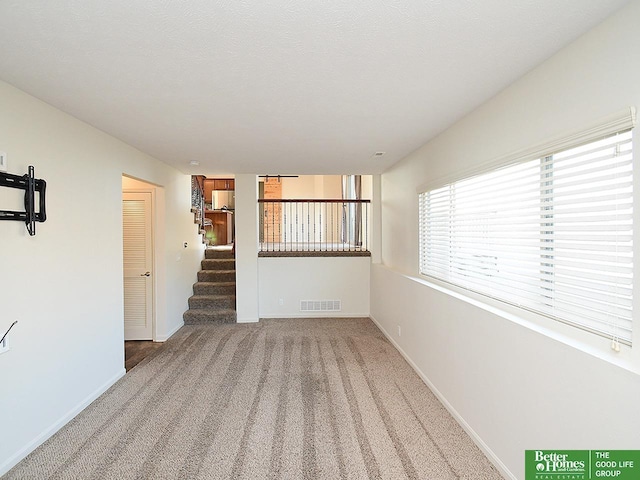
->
(526, 451), (640, 480)
(528, 451), (587, 479)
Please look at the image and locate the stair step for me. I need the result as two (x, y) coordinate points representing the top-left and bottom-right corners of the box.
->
(197, 270), (236, 282)
(201, 258), (235, 271)
(183, 249), (237, 325)
(193, 282), (236, 295)
(183, 309), (237, 325)
(205, 249), (235, 259)
(188, 294), (236, 310)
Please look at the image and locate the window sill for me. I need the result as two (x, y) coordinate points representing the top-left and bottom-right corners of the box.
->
(385, 265), (639, 375)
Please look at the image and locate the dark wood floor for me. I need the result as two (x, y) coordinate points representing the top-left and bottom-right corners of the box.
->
(124, 340), (165, 371)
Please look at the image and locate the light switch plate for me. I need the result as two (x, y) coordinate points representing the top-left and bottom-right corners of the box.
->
(0, 152), (7, 172)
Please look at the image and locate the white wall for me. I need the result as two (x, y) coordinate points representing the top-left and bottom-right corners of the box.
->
(259, 257), (370, 317)
(280, 175), (342, 199)
(0, 81), (203, 474)
(235, 174), (260, 323)
(373, 3), (640, 479)
(279, 174), (373, 200)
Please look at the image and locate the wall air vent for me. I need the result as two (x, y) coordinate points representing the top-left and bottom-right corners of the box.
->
(300, 300), (342, 312)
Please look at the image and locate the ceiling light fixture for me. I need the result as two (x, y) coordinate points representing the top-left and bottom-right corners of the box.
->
(373, 152), (385, 157)
(189, 160), (200, 166)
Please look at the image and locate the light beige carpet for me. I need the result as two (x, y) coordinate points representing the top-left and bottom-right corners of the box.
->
(7, 318), (504, 479)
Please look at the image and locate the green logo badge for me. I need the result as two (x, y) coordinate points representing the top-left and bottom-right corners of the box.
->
(526, 451), (640, 480)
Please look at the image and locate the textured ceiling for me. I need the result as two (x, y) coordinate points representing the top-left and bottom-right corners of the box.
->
(0, 0), (630, 175)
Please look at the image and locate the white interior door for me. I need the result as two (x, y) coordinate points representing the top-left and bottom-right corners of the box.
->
(123, 191), (153, 340)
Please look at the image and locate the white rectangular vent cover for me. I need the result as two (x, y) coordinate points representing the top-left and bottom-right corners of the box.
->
(300, 300), (341, 312)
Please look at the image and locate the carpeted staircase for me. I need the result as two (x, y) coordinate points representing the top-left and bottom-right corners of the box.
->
(183, 248), (237, 324)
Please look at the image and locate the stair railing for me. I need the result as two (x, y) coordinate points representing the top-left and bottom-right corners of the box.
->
(257, 199), (370, 254)
(191, 175), (206, 235)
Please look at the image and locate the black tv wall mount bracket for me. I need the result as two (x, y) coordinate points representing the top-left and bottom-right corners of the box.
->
(0, 166), (47, 236)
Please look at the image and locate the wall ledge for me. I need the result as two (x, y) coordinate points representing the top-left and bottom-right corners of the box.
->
(372, 263), (640, 376)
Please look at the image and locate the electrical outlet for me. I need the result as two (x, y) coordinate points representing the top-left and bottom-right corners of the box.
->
(0, 152), (7, 172)
(1, 320), (17, 355)
(278, 298), (284, 306)
(397, 325), (401, 337)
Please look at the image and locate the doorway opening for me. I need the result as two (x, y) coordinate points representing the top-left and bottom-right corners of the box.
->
(122, 175), (160, 370)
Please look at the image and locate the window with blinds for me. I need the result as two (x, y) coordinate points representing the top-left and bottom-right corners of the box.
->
(419, 129), (633, 344)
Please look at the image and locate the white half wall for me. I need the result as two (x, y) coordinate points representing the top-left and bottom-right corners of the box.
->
(0, 80), (203, 474)
(374, 3), (640, 480)
(258, 256), (370, 318)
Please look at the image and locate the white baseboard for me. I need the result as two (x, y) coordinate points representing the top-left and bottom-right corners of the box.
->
(156, 320), (184, 342)
(369, 314), (516, 480)
(0, 368), (126, 476)
(236, 317), (260, 323)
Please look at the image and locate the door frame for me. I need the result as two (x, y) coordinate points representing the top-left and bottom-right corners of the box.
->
(122, 178), (158, 342)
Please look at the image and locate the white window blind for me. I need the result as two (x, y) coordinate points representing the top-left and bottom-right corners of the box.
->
(419, 130), (633, 344)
